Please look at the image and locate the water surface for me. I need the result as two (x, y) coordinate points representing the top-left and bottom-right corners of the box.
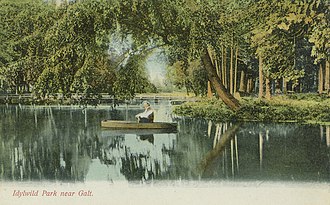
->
(0, 100), (329, 183)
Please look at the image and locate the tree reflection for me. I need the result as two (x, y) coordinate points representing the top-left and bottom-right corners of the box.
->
(198, 122), (330, 181)
(0, 106), (107, 182)
(0, 105), (329, 183)
(199, 123), (241, 178)
(99, 133), (174, 182)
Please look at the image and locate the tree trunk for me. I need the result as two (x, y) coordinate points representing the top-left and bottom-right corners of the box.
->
(325, 60), (330, 94)
(234, 47), (238, 94)
(208, 47), (220, 76)
(207, 81), (213, 98)
(239, 70), (246, 92)
(215, 57), (220, 77)
(318, 63), (323, 94)
(265, 76), (271, 100)
(247, 78), (253, 93)
(230, 46), (234, 94)
(221, 45), (225, 85)
(258, 56), (263, 98)
(246, 78), (250, 93)
(222, 46), (227, 88)
(202, 49), (241, 111)
(283, 77), (287, 94)
(326, 126), (330, 147)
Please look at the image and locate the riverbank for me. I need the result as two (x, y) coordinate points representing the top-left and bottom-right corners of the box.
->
(173, 94), (330, 124)
(0, 92), (197, 105)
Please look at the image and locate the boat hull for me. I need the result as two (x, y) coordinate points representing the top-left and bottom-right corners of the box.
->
(101, 120), (177, 130)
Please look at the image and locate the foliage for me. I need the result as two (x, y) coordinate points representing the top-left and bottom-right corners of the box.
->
(0, 0), (329, 103)
(0, 0), (56, 93)
(113, 54), (157, 100)
(0, 0), (160, 101)
(70, 55), (116, 97)
(34, 1), (117, 96)
(173, 99), (235, 122)
(173, 95), (330, 123)
(307, 1), (330, 63)
(249, 0), (328, 86)
(166, 59), (207, 96)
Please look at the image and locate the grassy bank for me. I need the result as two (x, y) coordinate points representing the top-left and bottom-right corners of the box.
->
(173, 94), (330, 124)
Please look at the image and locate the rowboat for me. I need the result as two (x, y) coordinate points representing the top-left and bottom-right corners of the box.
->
(101, 120), (177, 130)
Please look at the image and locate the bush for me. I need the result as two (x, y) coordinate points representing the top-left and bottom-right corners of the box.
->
(173, 96), (330, 123)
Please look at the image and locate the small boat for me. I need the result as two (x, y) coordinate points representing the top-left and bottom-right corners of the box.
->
(101, 120), (177, 130)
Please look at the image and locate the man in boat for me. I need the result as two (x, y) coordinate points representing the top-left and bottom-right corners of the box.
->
(135, 101), (154, 123)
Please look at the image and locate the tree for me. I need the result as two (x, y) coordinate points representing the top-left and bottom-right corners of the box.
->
(202, 48), (241, 110)
(0, 0), (56, 93)
(307, 1), (330, 94)
(33, 0), (133, 98)
(70, 55), (116, 97)
(1, 0), (328, 106)
(113, 54), (156, 100)
(166, 59), (207, 96)
(249, 0), (328, 97)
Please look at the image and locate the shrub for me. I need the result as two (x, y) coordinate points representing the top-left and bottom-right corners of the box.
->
(173, 96), (330, 123)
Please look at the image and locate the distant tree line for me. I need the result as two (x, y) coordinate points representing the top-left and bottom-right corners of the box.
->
(0, 0), (328, 107)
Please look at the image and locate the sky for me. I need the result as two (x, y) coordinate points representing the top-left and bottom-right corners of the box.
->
(145, 48), (167, 86)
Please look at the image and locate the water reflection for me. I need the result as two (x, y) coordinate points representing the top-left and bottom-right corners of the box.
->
(0, 105), (107, 182)
(200, 123), (241, 178)
(0, 104), (329, 183)
(99, 131), (176, 182)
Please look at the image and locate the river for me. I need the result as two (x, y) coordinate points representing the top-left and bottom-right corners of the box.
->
(0, 99), (328, 184)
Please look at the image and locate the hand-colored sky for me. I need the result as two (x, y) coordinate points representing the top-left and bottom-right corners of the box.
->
(145, 48), (167, 85)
